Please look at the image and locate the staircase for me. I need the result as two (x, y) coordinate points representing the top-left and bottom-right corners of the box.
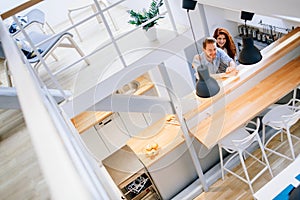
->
(0, 109), (50, 199)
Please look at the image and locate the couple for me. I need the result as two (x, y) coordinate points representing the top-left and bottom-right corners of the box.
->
(192, 28), (237, 79)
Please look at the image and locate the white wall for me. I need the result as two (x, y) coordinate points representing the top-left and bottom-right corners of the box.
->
(198, 0), (300, 23)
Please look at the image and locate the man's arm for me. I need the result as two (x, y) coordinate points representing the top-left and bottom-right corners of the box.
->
(226, 60), (236, 73)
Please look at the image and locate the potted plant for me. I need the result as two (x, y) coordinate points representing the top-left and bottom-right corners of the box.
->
(127, 0), (164, 41)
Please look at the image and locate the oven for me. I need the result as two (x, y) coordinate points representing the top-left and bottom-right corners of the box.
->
(102, 145), (161, 200)
(119, 170), (160, 200)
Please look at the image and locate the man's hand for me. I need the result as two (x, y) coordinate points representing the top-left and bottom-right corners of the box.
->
(226, 66), (235, 73)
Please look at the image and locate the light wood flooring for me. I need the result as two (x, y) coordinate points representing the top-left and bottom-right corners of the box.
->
(195, 121), (300, 200)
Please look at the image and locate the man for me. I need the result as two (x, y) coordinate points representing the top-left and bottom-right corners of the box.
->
(192, 37), (236, 78)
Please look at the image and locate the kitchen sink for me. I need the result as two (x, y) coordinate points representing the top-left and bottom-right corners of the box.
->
(115, 80), (140, 95)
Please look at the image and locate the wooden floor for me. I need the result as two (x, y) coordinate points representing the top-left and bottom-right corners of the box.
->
(0, 124), (50, 200)
(195, 121), (300, 200)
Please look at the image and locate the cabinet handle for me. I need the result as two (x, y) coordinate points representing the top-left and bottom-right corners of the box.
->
(103, 119), (112, 125)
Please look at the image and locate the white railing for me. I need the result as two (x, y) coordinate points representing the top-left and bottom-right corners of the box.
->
(0, 17), (118, 200)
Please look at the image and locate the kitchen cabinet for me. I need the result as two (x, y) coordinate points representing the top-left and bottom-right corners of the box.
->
(95, 113), (130, 153)
(118, 86), (165, 137)
(147, 142), (198, 200)
(142, 87), (166, 127)
(80, 125), (110, 161)
(118, 112), (149, 137)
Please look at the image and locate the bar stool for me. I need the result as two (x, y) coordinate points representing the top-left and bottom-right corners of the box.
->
(262, 97), (300, 161)
(218, 118), (273, 194)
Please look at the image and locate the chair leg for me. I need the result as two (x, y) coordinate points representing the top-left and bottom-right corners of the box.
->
(66, 37), (90, 65)
(98, 1), (119, 31)
(286, 129), (296, 160)
(91, 4), (102, 24)
(239, 152), (254, 194)
(257, 136), (273, 177)
(45, 22), (55, 34)
(218, 145), (225, 180)
(68, 10), (83, 42)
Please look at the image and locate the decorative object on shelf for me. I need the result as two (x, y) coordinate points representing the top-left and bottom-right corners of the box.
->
(127, 0), (164, 41)
(238, 11), (262, 65)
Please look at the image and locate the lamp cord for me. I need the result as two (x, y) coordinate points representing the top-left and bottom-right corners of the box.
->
(187, 10), (200, 56)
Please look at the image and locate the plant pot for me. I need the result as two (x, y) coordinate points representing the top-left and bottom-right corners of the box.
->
(144, 27), (157, 42)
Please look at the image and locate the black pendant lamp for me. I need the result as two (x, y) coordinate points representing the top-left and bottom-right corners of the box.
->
(182, 0), (220, 98)
(238, 11), (262, 65)
(196, 65), (220, 98)
(238, 36), (262, 64)
(182, 0), (197, 10)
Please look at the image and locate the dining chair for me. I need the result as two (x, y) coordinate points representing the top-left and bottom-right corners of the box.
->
(218, 118), (273, 194)
(9, 8), (55, 36)
(262, 97), (300, 161)
(26, 31), (90, 71)
(5, 31), (90, 86)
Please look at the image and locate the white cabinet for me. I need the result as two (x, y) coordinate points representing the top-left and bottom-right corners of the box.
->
(80, 126), (110, 161)
(118, 112), (149, 137)
(95, 113), (130, 153)
(141, 87), (165, 127)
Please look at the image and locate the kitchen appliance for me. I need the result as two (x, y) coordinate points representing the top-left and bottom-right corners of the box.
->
(238, 25), (244, 36)
(252, 28), (259, 39)
(102, 145), (161, 200)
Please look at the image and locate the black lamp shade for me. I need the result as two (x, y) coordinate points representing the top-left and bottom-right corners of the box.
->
(238, 36), (262, 65)
(241, 11), (254, 21)
(182, 0), (197, 10)
(196, 66), (220, 98)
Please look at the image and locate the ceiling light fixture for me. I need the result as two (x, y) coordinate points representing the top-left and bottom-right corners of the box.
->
(182, 0), (220, 98)
(238, 11), (262, 65)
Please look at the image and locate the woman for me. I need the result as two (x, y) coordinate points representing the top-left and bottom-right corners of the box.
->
(213, 28), (237, 61)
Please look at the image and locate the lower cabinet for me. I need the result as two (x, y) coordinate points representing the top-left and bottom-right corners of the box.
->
(118, 112), (149, 137)
(147, 142), (198, 199)
(95, 113), (130, 153)
(80, 125), (110, 161)
(81, 113), (131, 160)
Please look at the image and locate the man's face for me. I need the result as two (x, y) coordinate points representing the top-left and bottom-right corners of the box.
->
(203, 43), (217, 61)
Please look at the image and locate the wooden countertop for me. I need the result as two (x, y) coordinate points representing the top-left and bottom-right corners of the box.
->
(126, 115), (185, 167)
(71, 75), (154, 133)
(191, 56), (300, 149)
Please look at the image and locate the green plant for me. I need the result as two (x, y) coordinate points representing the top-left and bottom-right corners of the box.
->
(127, 0), (164, 31)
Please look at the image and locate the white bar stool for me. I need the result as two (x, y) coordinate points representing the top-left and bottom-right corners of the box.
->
(218, 118), (273, 194)
(262, 97), (300, 161)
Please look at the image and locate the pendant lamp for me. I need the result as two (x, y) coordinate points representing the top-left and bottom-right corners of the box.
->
(238, 11), (262, 65)
(238, 36), (262, 65)
(182, 0), (197, 10)
(196, 64), (220, 98)
(182, 0), (220, 97)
